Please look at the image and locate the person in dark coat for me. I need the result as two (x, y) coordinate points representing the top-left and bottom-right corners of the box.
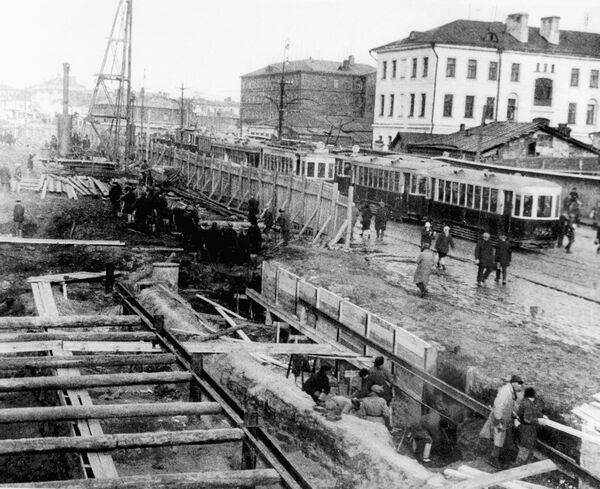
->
(121, 187), (136, 223)
(13, 199), (25, 238)
(414, 242), (436, 297)
(247, 193), (259, 224)
(556, 214), (569, 248)
(108, 182), (123, 216)
(360, 203), (373, 242)
(302, 365), (332, 402)
(205, 223), (221, 262)
(134, 192), (150, 230)
(356, 356), (394, 405)
(564, 221), (575, 254)
(421, 222), (435, 250)
(494, 234), (512, 285)
(221, 223), (239, 264)
(374, 201), (388, 242)
(434, 225), (454, 270)
(515, 387), (545, 465)
(247, 223), (262, 255)
(263, 207), (275, 241)
(0, 165), (11, 194)
(26, 153), (34, 174)
(474, 232), (495, 286)
(275, 208), (291, 245)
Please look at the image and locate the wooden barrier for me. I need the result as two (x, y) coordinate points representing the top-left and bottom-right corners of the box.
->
(148, 143), (350, 242)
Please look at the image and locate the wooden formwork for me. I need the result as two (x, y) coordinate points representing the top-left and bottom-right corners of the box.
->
(148, 144), (349, 244)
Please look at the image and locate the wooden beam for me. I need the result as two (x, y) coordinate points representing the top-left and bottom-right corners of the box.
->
(327, 219), (348, 249)
(0, 469), (281, 488)
(0, 402), (222, 424)
(0, 341), (162, 354)
(0, 237), (125, 246)
(311, 216), (332, 244)
(0, 371), (192, 392)
(0, 315), (141, 330)
(184, 341), (341, 355)
(450, 460), (557, 489)
(539, 418), (600, 445)
(297, 206), (318, 238)
(344, 186), (354, 251)
(0, 332), (156, 343)
(0, 353), (176, 371)
(445, 465), (551, 489)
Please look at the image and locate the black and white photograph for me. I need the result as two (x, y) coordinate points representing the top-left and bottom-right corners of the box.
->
(0, 0), (599, 487)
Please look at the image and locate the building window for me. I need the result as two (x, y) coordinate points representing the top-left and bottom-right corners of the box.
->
(322, 77), (327, 88)
(485, 97), (495, 119)
(570, 68), (579, 87)
(511, 63), (520, 82)
(443, 94), (453, 117)
(551, 64), (555, 73)
(419, 93), (426, 117)
(400, 59), (406, 78)
(379, 94), (385, 116)
(382, 61), (387, 79)
(587, 102), (596, 125)
(536, 63), (540, 72)
(411, 58), (418, 78)
(446, 58), (456, 77)
(567, 103), (577, 124)
(333, 79), (339, 89)
(392, 60), (397, 78)
(507, 98), (517, 120)
(489, 61), (498, 81)
(423, 57), (429, 77)
(464, 95), (474, 118)
(467, 59), (477, 79)
(591, 70), (599, 88)
(409, 94), (415, 117)
(534, 78), (553, 106)
(389, 94), (395, 116)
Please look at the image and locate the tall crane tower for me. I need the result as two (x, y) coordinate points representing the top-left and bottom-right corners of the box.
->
(86, 0), (133, 162)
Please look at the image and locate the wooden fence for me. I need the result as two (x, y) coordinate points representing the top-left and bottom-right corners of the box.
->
(261, 260), (438, 401)
(148, 143), (350, 242)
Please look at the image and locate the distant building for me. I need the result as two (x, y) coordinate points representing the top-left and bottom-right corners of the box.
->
(241, 56), (376, 146)
(371, 14), (600, 148)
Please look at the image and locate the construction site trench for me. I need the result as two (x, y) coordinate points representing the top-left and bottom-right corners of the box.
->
(0, 144), (596, 489)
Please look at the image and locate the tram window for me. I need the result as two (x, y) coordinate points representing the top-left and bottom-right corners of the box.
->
(404, 173), (410, 193)
(307, 161), (315, 178)
(459, 183), (466, 206)
(537, 195), (552, 217)
(410, 175), (417, 193)
(301, 160), (306, 176)
(437, 179), (444, 201)
(451, 182), (459, 204)
(482, 187), (490, 211)
(336, 161), (342, 175)
(359, 167), (365, 185)
(368, 168), (374, 187)
(514, 194), (522, 216)
(383, 171), (389, 190)
(394, 172), (401, 192)
(523, 195), (533, 217)
(344, 162), (352, 176)
(318, 162), (326, 178)
(444, 181), (451, 203)
(474, 186), (481, 209)
(490, 189), (498, 213)
(418, 176), (427, 194)
(467, 185), (474, 207)
(328, 164), (333, 179)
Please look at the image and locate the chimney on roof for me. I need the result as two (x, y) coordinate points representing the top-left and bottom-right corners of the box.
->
(540, 16), (560, 45)
(557, 123), (572, 137)
(342, 55), (355, 71)
(348, 55), (355, 65)
(506, 13), (529, 43)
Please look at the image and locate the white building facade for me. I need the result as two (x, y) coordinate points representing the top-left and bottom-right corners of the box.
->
(371, 14), (600, 147)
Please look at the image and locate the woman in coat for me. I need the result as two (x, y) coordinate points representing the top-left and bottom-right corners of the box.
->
(434, 225), (454, 270)
(414, 243), (436, 297)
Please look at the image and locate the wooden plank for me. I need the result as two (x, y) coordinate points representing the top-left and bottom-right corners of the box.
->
(0, 353), (176, 371)
(0, 341), (161, 354)
(0, 402), (222, 423)
(450, 460), (557, 489)
(344, 186), (354, 250)
(0, 314), (140, 329)
(297, 207), (318, 238)
(448, 465), (552, 489)
(539, 418), (600, 445)
(184, 341), (341, 355)
(0, 469), (281, 488)
(0, 237), (125, 246)
(0, 332), (155, 342)
(311, 215), (332, 244)
(327, 219), (348, 249)
(0, 371), (192, 392)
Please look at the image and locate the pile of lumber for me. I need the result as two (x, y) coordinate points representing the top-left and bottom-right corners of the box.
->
(444, 463), (553, 489)
(37, 175), (110, 200)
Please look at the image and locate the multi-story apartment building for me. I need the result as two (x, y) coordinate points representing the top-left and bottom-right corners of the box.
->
(240, 56), (376, 145)
(371, 14), (600, 147)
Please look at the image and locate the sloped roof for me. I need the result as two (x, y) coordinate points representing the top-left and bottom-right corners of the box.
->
(373, 19), (600, 58)
(407, 121), (600, 155)
(243, 58), (375, 77)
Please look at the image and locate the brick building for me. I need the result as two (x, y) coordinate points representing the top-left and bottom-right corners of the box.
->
(240, 56), (376, 145)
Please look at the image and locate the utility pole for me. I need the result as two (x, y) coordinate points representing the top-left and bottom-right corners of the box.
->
(139, 86), (145, 153)
(179, 82), (186, 133)
(277, 41), (290, 140)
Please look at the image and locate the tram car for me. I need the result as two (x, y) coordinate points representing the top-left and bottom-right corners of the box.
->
(335, 154), (561, 247)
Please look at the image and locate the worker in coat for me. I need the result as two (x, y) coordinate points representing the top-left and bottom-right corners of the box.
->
(13, 199), (25, 238)
(494, 233), (512, 285)
(421, 222), (435, 250)
(302, 365), (332, 402)
(474, 232), (495, 286)
(434, 225), (454, 270)
(357, 385), (391, 428)
(355, 357), (393, 405)
(515, 387), (546, 465)
(414, 242), (436, 298)
(374, 201), (388, 242)
(275, 208), (291, 245)
(479, 374), (524, 468)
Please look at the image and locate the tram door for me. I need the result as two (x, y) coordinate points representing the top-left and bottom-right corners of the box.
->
(503, 191), (513, 234)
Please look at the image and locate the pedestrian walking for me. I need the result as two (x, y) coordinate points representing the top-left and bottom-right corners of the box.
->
(374, 201), (388, 242)
(360, 202), (373, 243)
(434, 225), (454, 270)
(421, 221), (435, 250)
(564, 221), (575, 253)
(276, 208), (291, 246)
(414, 242), (436, 297)
(556, 214), (569, 248)
(13, 199), (25, 238)
(494, 234), (512, 285)
(515, 387), (546, 466)
(479, 374), (524, 468)
(474, 232), (495, 286)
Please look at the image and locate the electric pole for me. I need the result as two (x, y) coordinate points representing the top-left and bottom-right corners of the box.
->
(179, 82), (186, 133)
(277, 41), (290, 140)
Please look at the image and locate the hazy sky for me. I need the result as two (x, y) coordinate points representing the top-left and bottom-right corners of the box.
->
(1, 0), (599, 101)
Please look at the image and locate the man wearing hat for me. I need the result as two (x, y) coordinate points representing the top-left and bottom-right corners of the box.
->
(357, 384), (391, 428)
(275, 208), (290, 246)
(374, 201), (388, 242)
(480, 374), (524, 468)
(13, 199), (25, 238)
(474, 231), (495, 286)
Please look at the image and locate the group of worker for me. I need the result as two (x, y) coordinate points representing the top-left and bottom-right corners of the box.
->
(355, 201), (389, 244)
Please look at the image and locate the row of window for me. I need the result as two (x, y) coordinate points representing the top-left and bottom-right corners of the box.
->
(567, 102), (598, 125)
(381, 58), (429, 80)
(379, 93), (430, 117)
(378, 93), (497, 119)
(436, 180), (499, 213)
(569, 68), (600, 88)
